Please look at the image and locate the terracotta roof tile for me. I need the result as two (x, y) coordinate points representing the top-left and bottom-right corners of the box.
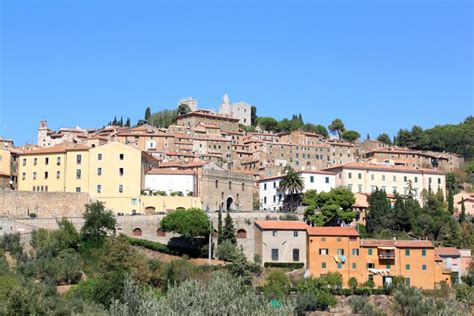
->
(435, 247), (460, 257)
(146, 168), (195, 175)
(254, 220), (309, 230)
(19, 143), (90, 155)
(307, 226), (359, 237)
(394, 240), (434, 248)
(323, 162), (446, 175)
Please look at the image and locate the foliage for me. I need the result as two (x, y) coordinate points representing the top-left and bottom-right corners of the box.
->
(256, 117), (279, 132)
(263, 270), (291, 300)
(296, 277), (337, 311)
(322, 271), (343, 290)
(279, 213), (299, 221)
(303, 188), (356, 226)
(394, 116), (474, 159)
(392, 286), (436, 316)
(81, 201), (116, 244)
(341, 130), (361, 142)
(217, 208), (223, 244)
(348, 295), (383, 315)
(328, 118), (345, 139)
(160, 208), (211, 238)
(225, 247), (260, 285)
(123, 235), (178, 255)
(456, 283), (474, 306)
(303, 123), (329, 137)
(144, 107), (152, 122)
(177, 103), (191, 115)
(0, 233), (23, 257)
(263, 262), (305, 269)
(217, 239), (237, 261)
(279, 166), (304, 211)
(222, 212), (236, 244)
(250, 105), (257, 126)
(110, 272), (294, 315)
(366, 189), (393, 234)
(348, 277), (358, 289)
(149, 109), (178, 128)
(376, 133), (392, 145)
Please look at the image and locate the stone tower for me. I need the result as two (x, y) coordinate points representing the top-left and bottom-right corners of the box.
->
(38, 120), (50, 147)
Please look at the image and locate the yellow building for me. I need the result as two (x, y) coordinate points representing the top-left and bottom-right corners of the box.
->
(17, 143), (90, 193)
(0, 148), (12, 189)
(88, 142), (157, 214)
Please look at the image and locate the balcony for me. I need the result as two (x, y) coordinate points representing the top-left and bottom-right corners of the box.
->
(378, 252), (395, 260)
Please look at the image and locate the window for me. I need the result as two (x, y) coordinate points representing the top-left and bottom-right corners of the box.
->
(119, 185), (123, 193)
(119, 168), (124, 176)
(325, 177), (329, 184)
(422, 249), (426, 256)
(271, 249), (279, 261)
(56, 171), (60, 179)
(386, 264), (391, 269)
(337, 262), (342, 269)
(44, 171), (48, 179)
(438, 178), (441, 184)
(358, 173), (362, 179)
(310, 176), (314, 183)
(119, 153), (124, 160)
(272, 230), (277, 237)
(319, 248), (328, 255)
(348, 172), (352, 179)
(273, 181), (277, 188)
(263, 197), (267, 204)
(215, 180), (218, 188)
(273, 195), (276, 203)
(422, 264), (427, 271)
(97, 185), (102, 193)
(405, 278), (410, 286)
(76, 155), (82, 164)
(97, 168), (102, 175)
(405, 249), (410, 256)
(33, 158), (37, 166)
(76, 169), (81, 179)
(404, 176), (408, 182)
(352, 249), (359, 256)
(393, 175), (397, 181)
(98, 153), (102, 160)
(382, 175), (386, 181)
(76, 187), (81, 193)
(371, 174), (375, 180)
(321, 262), (327, 268)
(367, 263), (375, 269)
(45, 157), (49, 165)
(242, 183), (245, 191)
(368, 275), (374, 281)
(45, 186), (48, 192)
(57, 157), (61, 165)
(352, 263), (357, 269)
(23, 158), (26, 166)
(263, 183), (267, 190)
(358, 185), (362, 193)
(414, 176), (418, 183)
(371, 185), (377, 192)
(337, 237), (341, 242)
(292, 249), (300, 261)
(337, 249), (344, 256)
(131, 198), (138, 206)
(33, 172), (37, 180)
(293, 231), (299, 237)
(405, 264), (410, 270)
(228, 181), (231, 189)
(368, 248), (373, 255)
(321, 237), (326, 241)
(22, 172), (26, 180)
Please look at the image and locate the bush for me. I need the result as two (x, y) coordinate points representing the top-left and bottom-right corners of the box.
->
(123, 235), (176, 254)
(263, 270), (291, 300)
(362, 279), (375, 289)
(322, 271), (342, 290)
(348, 277), (358, 289)
(296, 277), (337, 311)
(456, 283), (474, 306)
(0, 233), (23, 256)
(279, 214), (299, 221)
(217, 240), (237, 262)
(348, 295), (382, 315)
(170, 191), (183, 196)
(353, 287), (372, 296)
(263, 262), (304, 269)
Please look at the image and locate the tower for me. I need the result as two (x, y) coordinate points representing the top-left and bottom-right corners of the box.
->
(38, 120), (50, 147)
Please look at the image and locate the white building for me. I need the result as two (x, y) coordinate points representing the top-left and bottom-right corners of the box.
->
(144, 169), (196, 196)
(259, 170), (336, 211)
(323, 162), (446, 202)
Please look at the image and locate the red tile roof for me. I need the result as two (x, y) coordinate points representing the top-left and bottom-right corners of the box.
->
(19, 143), (90, 155)
(307, 226), (359, 237)
(323, 162), (446, 175)
(254, 220), (309, 231)
(361, 239), (434, 248)
(435, 247), (460, 257)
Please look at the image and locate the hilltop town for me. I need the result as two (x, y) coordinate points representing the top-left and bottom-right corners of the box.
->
(1, 96), (473, 314)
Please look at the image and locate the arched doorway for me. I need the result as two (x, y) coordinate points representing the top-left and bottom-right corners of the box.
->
(156, 228), (166, 237)
(226, 197), (233, 211)
(237, 229), (247, 239)
(132, 228), (142, 236)
(145, 206), (156, 215)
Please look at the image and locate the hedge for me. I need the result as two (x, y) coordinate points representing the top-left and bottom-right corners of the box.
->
(122, 235), (179, 255)
(263, 262), (305, 269)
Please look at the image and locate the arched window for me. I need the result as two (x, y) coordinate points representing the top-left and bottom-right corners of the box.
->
(156, 228), (166, 237)
(237, 229), (247, 239)
(132, 228), (143, 236)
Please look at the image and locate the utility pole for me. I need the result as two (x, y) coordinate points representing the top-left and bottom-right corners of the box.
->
(208, 212), (212, 264)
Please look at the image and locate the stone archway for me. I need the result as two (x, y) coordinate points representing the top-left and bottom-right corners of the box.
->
(132, 228), (143, 236)
(226, 196), (234, 211)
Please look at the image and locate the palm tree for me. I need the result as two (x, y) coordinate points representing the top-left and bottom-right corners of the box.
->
(279, 166), (304, 212)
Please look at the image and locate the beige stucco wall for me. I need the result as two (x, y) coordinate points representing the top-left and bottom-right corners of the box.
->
(260, 228), (307, 267)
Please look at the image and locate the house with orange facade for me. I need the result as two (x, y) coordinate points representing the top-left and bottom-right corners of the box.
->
(255, 221), (455, 289)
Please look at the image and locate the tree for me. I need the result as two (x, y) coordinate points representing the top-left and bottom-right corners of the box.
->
(328, 119), (345, 139)
(160, 208), (211, 238)
(119, 116), (123, 126)
(112, 116), (118, 125)
(81, 202), (116, 244)
(459, 198), (466, 223)
(256, 117), (278, 132)
(217, 240), (237, 261)
(177, 103), (191, 115)
(217, 208), (223, 244)
(222, 212), (236, 244)
(144, 107), (152, 122)
(347, 277), (358, 289)
(263, 270), (291, 300)
(125, 117), (131, 127)
(303, 124), (329, 137)
(341, 130), (360, 142)
(250, 105), (257, 126)
(365, 189), (393, 234)
(303, 188), (356, 226)
(376, 133), (392, 145)
(279, 166), (304, 211)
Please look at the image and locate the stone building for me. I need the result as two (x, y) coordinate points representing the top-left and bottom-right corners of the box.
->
(218, 94), (252, 126)
(176, 110), (240, 132)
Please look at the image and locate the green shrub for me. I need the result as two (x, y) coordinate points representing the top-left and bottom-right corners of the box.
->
(348, 277), (358, 289)
(279, 214), (299, 221)
(170, 191), (183, 196)
(456, 283), (474, 306)
(263, 270), (291, 300)
(353, 287), (372, 296)
(296, 277), (337, 311)
(263, 262), (304, 269)
(217, 240), (237, 262)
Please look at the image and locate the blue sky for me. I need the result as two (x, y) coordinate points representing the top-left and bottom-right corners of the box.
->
(1, 0), (472, 145)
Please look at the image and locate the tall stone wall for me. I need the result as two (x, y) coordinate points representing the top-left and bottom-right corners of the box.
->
(0, 191), (89, 218)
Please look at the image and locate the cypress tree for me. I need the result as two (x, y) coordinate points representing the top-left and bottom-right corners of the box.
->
(217, 208), (223, 245)
(113, 116), (118, 125)
(222, 212), (236, 244)
(119, 116), (124, 126)
(447, 188), (454, 214)
(145, 107), (152, 122)
(459, 198), (466, 223)
(125, 117), (131, 127)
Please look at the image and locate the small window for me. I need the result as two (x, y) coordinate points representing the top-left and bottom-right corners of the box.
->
(337, 249), (344, 256)
(76, 169), (81, 179)
(292, 249), (300, 261)
(45, 157), (49, 165)
(352, 249), (359, 256)
(310, 176), (314, 183)
(422, 264), (427, 271)
(319, 248), (328, 255)
(228, 181), (231, 189)
(271, 249), (279, 261)
(242, 183), (245, 191)
(272, 230), (277, 237)
(358, 173), (362, 179)
(57, 157), (61, 165)
(321, 237), (326, 241)
(367, 263), (375, 269)
(119, 168), (124, 176)
(44, 171), (48, 179)
(33, 172), (37, 180)
(405, 249), (410, 256)
(23, 158), (26, 166)
(352, 263), (357, 269)
(56, 171), (60, 179)
(215, 180), (218, 188)
(97, 168), (102, 175)
(76, 155), (82, 164)
(405, 264), (410, 270)
(98, 153), (102, 160)
(119, 185), (123, 193)
(33, 158), (37, 166)
(405, 278), (410, 286)
(76, 187), (81, 193)
(337, 262), (342, 269)
(293, 231), (299, 237)
(97, 185), (102, 193)
(386, 264), (391, 269)
(337, 237), (342, 242)
(422, 249), (426, 256)
(321, 262), (327, 268)
(325, 177), (329, 184)
(119, 153), (124, 160)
